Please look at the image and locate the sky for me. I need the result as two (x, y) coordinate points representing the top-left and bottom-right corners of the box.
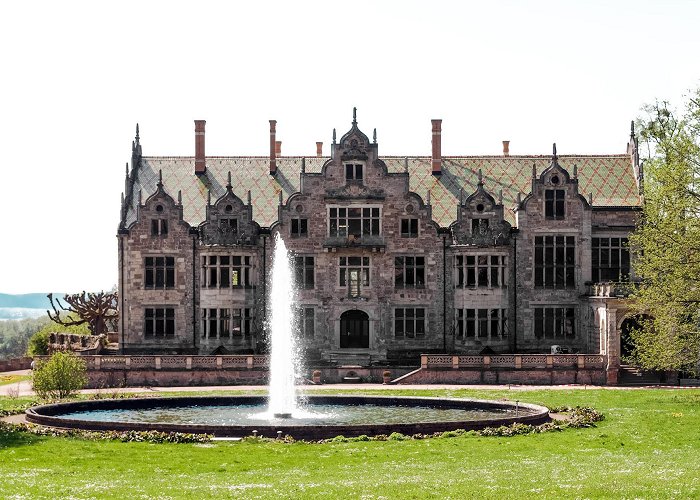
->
(0, 0), (698, 294)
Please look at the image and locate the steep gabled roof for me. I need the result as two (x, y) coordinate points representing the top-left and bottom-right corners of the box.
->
(123, 153), (639, 229)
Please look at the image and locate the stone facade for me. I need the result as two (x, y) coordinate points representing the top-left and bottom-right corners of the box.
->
(117, 113), (642, 373)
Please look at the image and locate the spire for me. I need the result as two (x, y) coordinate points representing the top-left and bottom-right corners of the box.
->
(630, 120), (635, 139)
(138, 189), (142, 206)
(477, 168), (483, 186)
(177, 190), (182, 205)
(498, 189), (503, 204)
(373, 128), (377, 144)
(135, 123), (140, 144)
(278, 190), (283, 206)
(157, 169), (163, 188)
(226, 171), (232, 189)
(404, 157), (409, 172)
(552, 143), (558, 161)
(125, 162), (129, 177)
(247, 190), (252, 206)
(532, 163), (537, 178)
(352, 107), (357, 126)
(573, 164), (578, 178)
(301, 157), (306, 173)
(460, 188), (464, 205)
(207, 190), (211, 206)
(332, 128), (336, 144)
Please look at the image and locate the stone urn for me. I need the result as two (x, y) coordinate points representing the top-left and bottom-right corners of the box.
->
(382, 370), (392, 384)
(312, 370), (322, 384)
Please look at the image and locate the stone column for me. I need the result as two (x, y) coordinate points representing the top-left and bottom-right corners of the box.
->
(605, 307), (619, 385)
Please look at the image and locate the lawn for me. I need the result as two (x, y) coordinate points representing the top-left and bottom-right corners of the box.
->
(1, 388), (699, 499)
(0, 374), (29, 386)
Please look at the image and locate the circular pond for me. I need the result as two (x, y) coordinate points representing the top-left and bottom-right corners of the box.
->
(25, 395), (550, 439)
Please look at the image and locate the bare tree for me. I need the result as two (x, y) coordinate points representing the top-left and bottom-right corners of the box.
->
(47, 291), (119, 335)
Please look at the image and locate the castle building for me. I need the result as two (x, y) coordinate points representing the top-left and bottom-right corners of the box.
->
(117, 111), (641, 378)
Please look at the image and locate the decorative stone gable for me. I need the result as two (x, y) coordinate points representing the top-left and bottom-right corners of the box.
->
(452, 169), (511, 246)
(199, 172), (259, 246)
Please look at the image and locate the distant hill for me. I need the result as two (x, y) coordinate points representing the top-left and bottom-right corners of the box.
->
(0, 293), (61, 309)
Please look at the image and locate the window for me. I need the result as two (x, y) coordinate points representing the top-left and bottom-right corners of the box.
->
(401, 218), (418, 238)
(144, 308), (175, 337)
(151, 219), (168, 236)
(545, 190), (565, 219)
(345, 163), (363, 181)
(145, 256), (175, 289)
(298, 307), (315, 338)
(471, 218), (489, 234)
(329, 207), (381, 237)
(219, 217), (238, 233)
(534, 307), (576, 339)
(394, 256), (425, 288)
(455, 255), (507, 288)
(339, 256), (370, 297)
(294, 256), (315, 289)
(291, 218), (308, 238)
(394, 308), (425, 338)
(455, 308), (508, 339)
(202, 255), (252, 288)
(592, 237), (630, 282)
(201, 308), (253, 338)
(534, 236), (575, 288)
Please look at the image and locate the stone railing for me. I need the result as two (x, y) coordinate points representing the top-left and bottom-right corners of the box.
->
(587, 282), (638, 298)
(34, 355), (269, 371)
(421, 354), (606, 370)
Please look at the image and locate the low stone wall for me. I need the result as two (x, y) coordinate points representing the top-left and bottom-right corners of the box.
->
(394, 354), (609, 385)
(0, 357), (32, 372)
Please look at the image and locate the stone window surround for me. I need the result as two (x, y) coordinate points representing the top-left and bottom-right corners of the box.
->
(544, 189), (566, 219)
(534, 235), (575, 289)
(344, 162), (364, 181)
(455, 308), (508, 340)
(201, 307), (253, 339)
(144, 307), (175, 338)
(394, 307), (426, 338)
(201, 254), (254, 289)
(327, 205), (382, 238)
(533, 305), (576, 340)
(394, 255), (425, 288)
(144, 256), (175, 289)
(290, 217), (308, 238)
(150, 218), (169, 237)
(454, 254), (507, 289)
(400, 218), (419, 238)
(338, 256), (371, 296)
(293, 255), (315, 289)
(297, 306), (315, 338)
(592, 236), (630, 283)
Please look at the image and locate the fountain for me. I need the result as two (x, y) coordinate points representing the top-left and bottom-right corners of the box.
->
(25, 235), (551, 438)
(266, 234), (300, 419)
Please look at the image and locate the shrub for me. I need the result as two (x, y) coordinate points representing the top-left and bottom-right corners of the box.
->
(32, 352), (88, 400)
(26, 330), (50, 356)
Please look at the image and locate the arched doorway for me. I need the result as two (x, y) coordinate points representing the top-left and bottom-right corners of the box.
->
(620, 315), (651, 359)
(340, 310), (369, 348)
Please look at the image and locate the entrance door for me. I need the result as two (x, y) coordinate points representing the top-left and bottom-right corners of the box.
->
(620, 315), (650, 359)
(340, 310), (369, 348)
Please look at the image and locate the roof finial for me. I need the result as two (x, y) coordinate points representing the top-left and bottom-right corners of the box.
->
(125, 162), (129, 177)
(207, 190), (211, 205)
(573, 164), (578, 178)
(532, 163), (537, 178)
(227, 171), (232, 189)
(373, 128), (377, 144)
(499, 189), (503, 204)
(517, 192), (522, 204)
(138, 189), (142, 206)
(333, 128), (337, 144)
(427, 189), (431, 205)
(477, 168), (483, 185)
(177, 190), (182, 205)
(301, 157), (306, 173)
(460, 188), (464, 205)
(279, 190), (283, 206)
(135, 123), (140, 142)
(120, 192), (125, 208)
(157, 169), (163, 188)
(552, 143), (558, 160)
(630, 120), (635, 138)
(404, 157), (409, 172)
(589, 193), (593, 205)
(352, 107), (357, 125)
(247, 190), (252, 206)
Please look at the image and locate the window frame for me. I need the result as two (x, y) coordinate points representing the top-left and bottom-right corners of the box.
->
(345, 162), (364, 181)
(394, 256), (426, 288)
(534, 235), (575, 289)
(290, 217), (308, 238)
(400, 218), (419, 238)
(144, 256), (175, 289)
(592, 236), (630, 282)
(201, 255), (253, 289)
(293, 255), (315, 289)
(144, 307), (175, 338)
(327, 205), (382, 238)
(534, 306), (576, 339)
(394, 307), (426, 339)
(545, 189), (566, 219)
(454, 254), (507, 288)
(455, 308), (508, 340)
(339, 256), (371, 297)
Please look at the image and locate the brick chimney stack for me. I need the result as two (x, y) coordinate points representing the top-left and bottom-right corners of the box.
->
(431, 119), (442, 176)
(275, 140), (282, 156)
(194, 120), (206, 175)
(316, 142), (323, 157)
(502, 140), (510, 157)
(269, 120), (277, 175)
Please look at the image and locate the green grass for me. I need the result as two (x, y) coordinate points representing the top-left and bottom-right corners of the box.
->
(0, 374), (29, 386)
(2, 388), (699, 499)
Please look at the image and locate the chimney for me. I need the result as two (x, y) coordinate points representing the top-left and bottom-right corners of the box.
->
(194, 120), (206, 175)
(269, 120), (277, 175)
(502, 140), (510, 157)
(275, 140), (282, 156)
(431, 119), (442, 176)
(316, 141), (323, 157)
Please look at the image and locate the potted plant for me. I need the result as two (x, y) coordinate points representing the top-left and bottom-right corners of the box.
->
(312, 369), (322, 384)
(383, 370), (392, 384)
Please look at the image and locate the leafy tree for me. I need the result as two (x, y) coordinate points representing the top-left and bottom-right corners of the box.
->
(32, 351), (88, 400)
(628, 89), (700, 376)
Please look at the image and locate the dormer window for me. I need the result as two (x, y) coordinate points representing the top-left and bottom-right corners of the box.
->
(345, 163), (363, 181)
(471, 218), (489, 234)
(545, 190), (565, 219)
(219, 217), (238, 233)
(151, 219), (168, 236)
